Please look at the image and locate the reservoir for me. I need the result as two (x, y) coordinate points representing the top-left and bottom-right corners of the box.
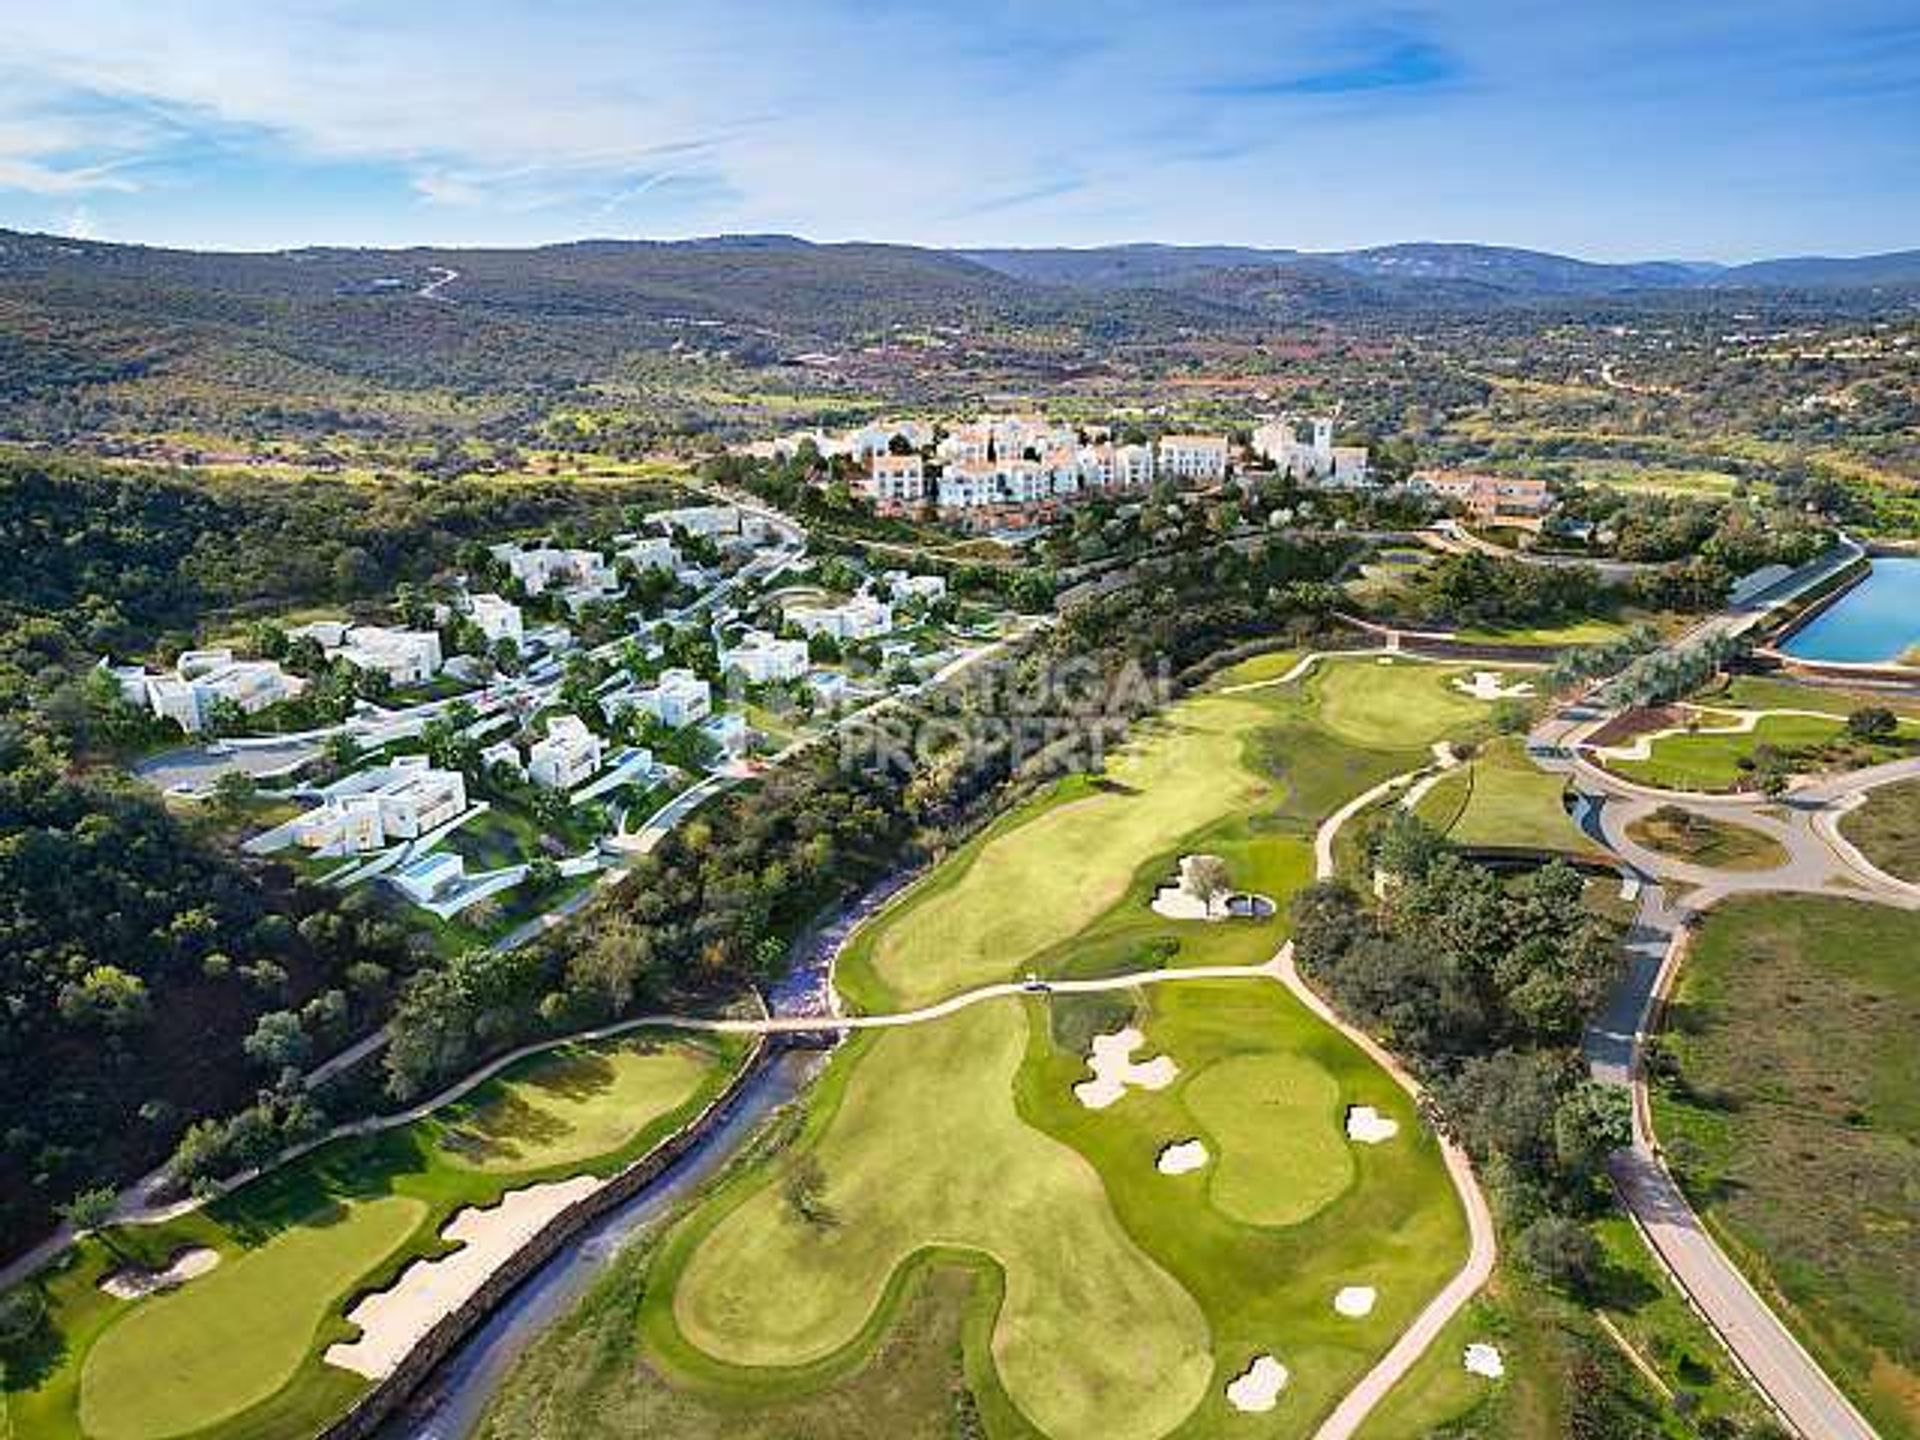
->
(1780, 558), (1920, 665)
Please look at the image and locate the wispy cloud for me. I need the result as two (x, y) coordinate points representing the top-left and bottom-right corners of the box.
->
(1202, 32), (1462, 98)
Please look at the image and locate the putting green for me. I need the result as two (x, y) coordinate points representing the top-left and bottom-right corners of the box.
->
(1184, 1053), (1354, 1227)
(433, 1040), (716, 1172)
(861, 694), (1274, 1009)
(77, 1195), (425, 1440)
(669, 1003), (1213, 1440)
(1310, 659), (1503, 750)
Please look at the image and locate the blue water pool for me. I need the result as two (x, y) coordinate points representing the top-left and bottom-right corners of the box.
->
(1780, 558), (1920, 664)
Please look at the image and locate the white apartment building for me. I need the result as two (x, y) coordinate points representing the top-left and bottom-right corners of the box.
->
(335, 626), (444, 687)
(861, 453), (925, 507)
(787, 595), (894, 642)
(1156, 434), (1231, 484)
(1253, 416), (1371, 487)
(528, 714), (605, 790)
(617, 535), (681, 573)
(722, 631), (811, 684)
(293, 756), (467, 856)
(466, 593), (524, 646)
(846, 419), (933, 461)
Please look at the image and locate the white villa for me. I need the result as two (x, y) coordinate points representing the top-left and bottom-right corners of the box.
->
(465, 593), (524, 646)
(787, 594), (894, 642)
(884, 570), (948, 603)
(1252, 416), (1371, 487)
(1156, 434), (1231, 484)
(117, 651), (306, 733)
(292, 756), (467, 856)
(617, 535), (681, 574)
(333, 626), (444, 687)
(491, 544), (617, 603)
(650, 504), (741, 538)
(722, 631), (810, 684)
(609, 667), (712, 728)
(528, 714), (605, 790)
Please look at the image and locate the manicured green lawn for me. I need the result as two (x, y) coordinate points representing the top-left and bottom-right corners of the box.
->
(6, 1032), (746, 1440)
(1839, 778), (1920, 883)
(1183, 1052), (1352, 1227)
(1624, 810), (1788, 872)
(1710, 675), (1920, 721)
(650, 981), (1464, 1440)
(1309, 658), (1506, 750)
(78, 1197), (426, 1440)
(1654, 895), (1920, 1440)
(1610, 713), (1844, 791)
(1414, 737), (1602, 857)
(1455, 616), (1633, 646)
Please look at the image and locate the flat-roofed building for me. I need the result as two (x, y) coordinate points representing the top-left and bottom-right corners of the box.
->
(1156, 434), (1230, 484)
(292, 756), (466, 855)
(528, 714), (605, 790)
(466, 593), (524, 645)
(861, 452), (925, 507)
(335, 626), (443, 687)
(722, 631), (810, 684)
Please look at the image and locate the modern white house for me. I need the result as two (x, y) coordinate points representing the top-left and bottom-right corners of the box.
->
(701, 711), (750, 760)
(491, 543), (617, 601)
(721, 631), (810, 684)
(121, 654), (306, 733)
(334, 626), (444, 687)
(650, 504), (740, 538)
(466, 593), (524, 646)
(787, 595), (894, 642)
(1156, 434), (1231, 484)
(528, 714), (605, 790)
(629, 667), (713, 728)
(1253, 416), (1371, 487)
(292, 756), (467, 856)
(617, 535), (681, 574)
(480, 739), (525, 777)
(884, 570), (948, 603)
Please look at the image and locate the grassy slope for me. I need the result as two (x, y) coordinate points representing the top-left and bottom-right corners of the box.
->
(1655, 895), (1920, 1440)
(6, 1033), (745, 1440)
(1838, 777), (1920, 883)
(1414, 736), (1603, 857)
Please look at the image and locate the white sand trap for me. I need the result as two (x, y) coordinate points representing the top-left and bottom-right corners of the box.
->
(1073, 1028), (1179, 1110)
(1157, 1139), (1210, 1175)
(1225, 1354), (1290, 1412)
(1453, 670), (1535, 701)
(1345, 1105), (1400, 1144)
(1463, 1342), (1506, 1379)
(1333, 1285), (1378, 1317)
(325, 1174), (601, 1379)
(99, 1246), (220, 1299)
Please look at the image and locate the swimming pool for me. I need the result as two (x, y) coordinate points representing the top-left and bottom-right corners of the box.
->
(1780, 557), (1920, 664)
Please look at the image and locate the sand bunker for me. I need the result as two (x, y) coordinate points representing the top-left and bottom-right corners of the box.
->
(1453, 671), (1535, 701)
(1074, 1028), (1178, 1110)
(1345, 1105), (1400, 1144)
(1156, 1139), (1210, 1175)
(1225, 1354), (1290, 1412)
(325, 1174), (601, 1379)
(1333, 1285), (1378, 1317)
(99, 1246), (220, 1299)
(1463, 1342), (1506, 1379)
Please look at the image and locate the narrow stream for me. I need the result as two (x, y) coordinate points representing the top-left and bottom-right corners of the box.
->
(378, 1047), (825, 1440)
(373, 871), (899, 1438)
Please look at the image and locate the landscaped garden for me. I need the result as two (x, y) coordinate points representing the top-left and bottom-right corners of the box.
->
(1652, 895), (1920, 1440)
(2, 1032), (748, 1440)
(1623, 807), (1788, 872)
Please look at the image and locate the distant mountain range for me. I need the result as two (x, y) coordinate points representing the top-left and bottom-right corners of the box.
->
(958, 240), (1920, 298)
(1, 227), (1915, 412)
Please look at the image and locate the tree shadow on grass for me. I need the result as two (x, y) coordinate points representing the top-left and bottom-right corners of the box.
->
(210, 1130), (425, 1246)
(1, 1305), (69, 1393)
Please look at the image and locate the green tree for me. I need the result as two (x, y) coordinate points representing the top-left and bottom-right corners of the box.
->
(57, 966), (151, 1032)
(58, 1186), (126, 1261)
(1846, 706), (1897, 741)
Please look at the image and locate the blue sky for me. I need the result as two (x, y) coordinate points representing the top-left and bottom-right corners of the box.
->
(0, 1), (1914, 260)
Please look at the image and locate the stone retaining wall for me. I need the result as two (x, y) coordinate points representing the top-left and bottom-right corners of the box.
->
(317, 1033), (771, 1440)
